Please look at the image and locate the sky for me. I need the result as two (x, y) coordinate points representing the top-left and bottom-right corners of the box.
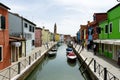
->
(0, 0), (119, 36)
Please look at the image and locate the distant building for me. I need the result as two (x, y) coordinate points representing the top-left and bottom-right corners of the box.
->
(54, 23), (57, 41)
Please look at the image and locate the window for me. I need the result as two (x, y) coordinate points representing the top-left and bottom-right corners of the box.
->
(32, 40), (34, 46)
(105, 24), (108, 33)
(109, 23), (112, 33)
(0, 46), (3, 61)
(0, 15), (6, 30)
(29, 25), (32, 32)
(32, 27), (34, 32)
(24, 23), (28, 28)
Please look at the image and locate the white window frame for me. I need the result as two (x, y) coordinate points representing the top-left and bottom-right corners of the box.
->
(109, 22), (112, 34)
(0, 45), (3, 62)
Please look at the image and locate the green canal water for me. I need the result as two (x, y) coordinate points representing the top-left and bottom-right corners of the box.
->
(25, 44), (91, 80)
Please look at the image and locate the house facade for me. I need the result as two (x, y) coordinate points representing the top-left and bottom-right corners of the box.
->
(22, 18), (36, 56)
(0, 3), (11, 69)
(9, 12), (36, 56)
(9, 12), (26, 62)
(35, 27), (42, 47)
(98, 3), (120, 61)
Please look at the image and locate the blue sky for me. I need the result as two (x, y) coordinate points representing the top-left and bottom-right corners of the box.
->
(0, 0), (119, 36)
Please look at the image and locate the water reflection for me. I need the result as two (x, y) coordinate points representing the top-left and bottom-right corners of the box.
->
(25, 44), (89, 80)
(67, 59), (77, 67)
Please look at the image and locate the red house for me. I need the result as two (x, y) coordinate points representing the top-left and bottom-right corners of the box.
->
(35, 27), (42, 47)
(0, 3), (11, 69)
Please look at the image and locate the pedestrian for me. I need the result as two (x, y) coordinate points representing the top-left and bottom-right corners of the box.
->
(46, 42), (49, 49)
(117, 50), (120, 67)
(87, 41), (90, 51)
(93, 44), (96, 55)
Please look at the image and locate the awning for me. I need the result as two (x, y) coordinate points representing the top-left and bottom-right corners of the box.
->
(114, 40), (120, 45)
(93, 39), (120, 45)
(11, 42), (21, 47)
(100, 40), (115, 44)
(93, 39), (101, 43)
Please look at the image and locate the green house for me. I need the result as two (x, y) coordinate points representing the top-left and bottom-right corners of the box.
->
(98, 3), (120, 61)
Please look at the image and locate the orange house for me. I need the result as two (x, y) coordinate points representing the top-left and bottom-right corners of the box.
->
(0, 3), (11, 69)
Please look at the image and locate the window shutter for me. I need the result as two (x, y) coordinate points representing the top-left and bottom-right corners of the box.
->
(1, 16), (6, 29)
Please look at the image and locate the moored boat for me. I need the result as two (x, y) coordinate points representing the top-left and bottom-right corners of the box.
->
(67, 52), (77, 60)
(48, 51), (57, 57)
(66, 47), (73, 54)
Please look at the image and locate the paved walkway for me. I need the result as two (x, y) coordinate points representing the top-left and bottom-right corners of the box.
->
(73, 44), (120, 80)
(0, 42), (56, 80)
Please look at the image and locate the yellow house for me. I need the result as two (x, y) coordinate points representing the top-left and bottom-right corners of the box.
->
(42, 27), (51, 44)
(55, 33), (60, 41)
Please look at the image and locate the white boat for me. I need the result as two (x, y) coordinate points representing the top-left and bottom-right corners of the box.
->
(67, 52), (77, 60)
(48, 51), (57, 56)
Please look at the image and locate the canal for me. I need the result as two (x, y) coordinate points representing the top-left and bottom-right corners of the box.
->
(25, 44), (90, 80)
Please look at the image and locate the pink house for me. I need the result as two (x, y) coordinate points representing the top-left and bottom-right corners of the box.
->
(35, 27), (42, 47)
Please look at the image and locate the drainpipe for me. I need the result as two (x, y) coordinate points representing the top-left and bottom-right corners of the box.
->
(21, 17), (26, 57)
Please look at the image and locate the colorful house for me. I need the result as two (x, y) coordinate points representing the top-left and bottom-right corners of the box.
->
(35, 27), (42, 47)
(42, 27), (51, 44)
(9, 12), (36, 56)
(80, 25), (87, 46)
(98, 3), (120, 61)
(0, 3), (11, 69)
(55, 33), (60, 41)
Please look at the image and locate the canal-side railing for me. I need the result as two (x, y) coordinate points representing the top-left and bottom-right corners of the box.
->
(0, 42), (55, 80)
(0, 50), (41, 80)
(94, 60), (119, 80)
(73, 43), (119, 80)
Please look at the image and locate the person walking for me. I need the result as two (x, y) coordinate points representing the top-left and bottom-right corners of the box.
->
(93, 43), (97, 55)
(117, 50), (120, 67)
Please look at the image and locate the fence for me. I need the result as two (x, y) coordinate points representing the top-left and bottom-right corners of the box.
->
(0, 50), (42, 80)
(94, 60), (119, 80)
(73, 43), (119, 80)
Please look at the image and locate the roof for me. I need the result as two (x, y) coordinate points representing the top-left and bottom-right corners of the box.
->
(107, 3), (120, 12)
(36, 27), (42, 30)
(22, 17), (36, 26)
(93, 13), (107, 15)
(0, 3), (10, 10)
(9, 36), (26, 42)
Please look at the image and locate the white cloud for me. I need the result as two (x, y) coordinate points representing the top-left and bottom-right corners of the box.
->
(0, 0), (119, 36)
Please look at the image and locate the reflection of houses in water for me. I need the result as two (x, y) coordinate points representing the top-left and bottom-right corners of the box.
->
(67, 59), (77, 67)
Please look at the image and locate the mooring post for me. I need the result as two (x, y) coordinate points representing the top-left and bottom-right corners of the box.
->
(18, 62), (21, 74)
(29, 56), (31, 65)
(104, 68), (107, 80)
(94, 60), (96, 72)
